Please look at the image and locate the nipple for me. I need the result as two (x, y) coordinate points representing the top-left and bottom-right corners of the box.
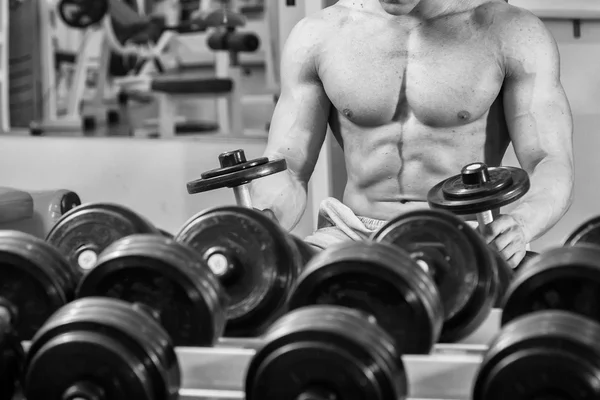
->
(342, 108), (354, 119)
(457, 110), (471, 121)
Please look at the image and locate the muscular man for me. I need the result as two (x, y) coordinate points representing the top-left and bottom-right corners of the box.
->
(251, 0), (574, 268)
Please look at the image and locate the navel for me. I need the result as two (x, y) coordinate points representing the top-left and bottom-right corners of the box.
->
(457, 110), (471, 121)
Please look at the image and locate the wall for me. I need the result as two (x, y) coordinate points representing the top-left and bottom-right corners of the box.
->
(0, 136), (314, 239)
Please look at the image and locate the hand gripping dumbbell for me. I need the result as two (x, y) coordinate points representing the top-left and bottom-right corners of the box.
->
(0, 231), (79, 399)
(428, 163), (539, 277)
(47, 202), (171, 278)
(22, 297), (180, 400)
(473, 244), (600, 399)
(181, 149), (318, 337)
(57, 0), (109, 29)
(75, 234), (228, 347)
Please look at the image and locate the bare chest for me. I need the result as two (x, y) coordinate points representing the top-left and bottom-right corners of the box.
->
(319, 22), (505, 128)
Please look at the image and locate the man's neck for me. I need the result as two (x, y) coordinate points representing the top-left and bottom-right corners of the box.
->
(348, 0), (473, 20)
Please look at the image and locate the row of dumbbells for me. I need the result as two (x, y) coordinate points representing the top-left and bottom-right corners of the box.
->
(2, 213), (600, 400)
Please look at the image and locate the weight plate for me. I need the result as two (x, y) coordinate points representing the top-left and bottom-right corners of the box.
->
(287, 241), (443, 354)
(564, 216), (600, 247)
(0, 314), (24, 400)
(0, 231), (76, 340)
(428, 166), (530, 214)
(24, 297), (180, 400)
(493, 251), (514, 308)
(473, 310), (600, 400)
(187, 159), (287, 194)
(76, 235), (227, 346)
(372, 209), (498, 342)
(246, 305), (408, 400)
(46, 203), (160, 278)
(201, 157), (269, 179)
(502, 245), (600, 326)
(175, 206), (302, 337)
(57, 0), (108, 29)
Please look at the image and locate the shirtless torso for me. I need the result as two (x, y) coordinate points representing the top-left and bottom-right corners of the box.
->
(252, 0), (573, 252)
(322, 0), (510, 220)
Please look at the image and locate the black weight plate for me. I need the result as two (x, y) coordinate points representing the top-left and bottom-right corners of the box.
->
(0, 315), (24, 400)
(564, 216), (600, 247)
(201, 157), (269, 179)
(493, 251), (514, 308)
(372, 209), (498, 342)
(57, 0), (108, 29)
(24, 297), (180, 400)
(442, 168), (512, 199)
(502, 245), (600, 326)
(46, 203), (160, 278)
(246, 305), (407, 400)
(76, 235), (227, 346)
(288, 241), (443, 354)
(175, 206), (302, 337)
(187, 159), (287, 194)
(0, 231), (76, 340)
(473, 310), (600, 400)
(428, 166), (530, 215)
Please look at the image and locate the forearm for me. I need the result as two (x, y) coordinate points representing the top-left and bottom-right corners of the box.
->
(250, 168), (308, 231)
(508, 156), (574, 243)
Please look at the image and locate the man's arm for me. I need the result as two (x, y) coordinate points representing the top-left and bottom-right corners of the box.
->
(501, 10), (574, 244)
(250, 18), (331, 230)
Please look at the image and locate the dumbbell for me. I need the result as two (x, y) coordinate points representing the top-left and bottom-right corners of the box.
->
(245, 305), (407, 400)
(57, 0), (108, 29)
(182, 150), (318, 336)
(0, 230), (78, 399)
(472, 244), (600, 398)
(428, 163), (539, 271)
(370, 209), (501, 342)
(22, 297), (180, 400)
(76, 234), (228, 346)
(46, 202), (170, 278)
(186, 149), (316, 264)
(473, 310), (600, 400)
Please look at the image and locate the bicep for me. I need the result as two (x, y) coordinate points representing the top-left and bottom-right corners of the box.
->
(502, 14), (573, 172)
(264, 20), (331, 183)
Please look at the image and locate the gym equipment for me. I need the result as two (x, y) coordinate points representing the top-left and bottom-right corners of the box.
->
(23, 297), (181, 400)
(0, 305), (23, 400)
(46, 202), (161, 278)
(372, 209), (498, 342)
(428, 162), (530, 222)
(205, 8), (247, 28)
(57, 0), (109, 29)
(175, 206), (306, 337)
(187, 149), (287, 208)
(492, 251), (514, 307)
(0, 231), (77, 340)
(207, 31), (260, 52)
(428, 162), (534, 269)
(563, 215), (600, 247)
(473, 310), (600, 400)
(287, 241), (443, 354)
(501, 245), (600, 326)
(76, 234), (227, 346)
(245, 305), (408, 400)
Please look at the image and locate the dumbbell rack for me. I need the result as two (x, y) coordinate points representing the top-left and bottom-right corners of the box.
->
(23, 309), (502, 400)
(183, 309), (498, 400)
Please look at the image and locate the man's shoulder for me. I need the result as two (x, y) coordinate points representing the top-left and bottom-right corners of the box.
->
(472, 1), (554, 54)
(291, 4), (352, 43)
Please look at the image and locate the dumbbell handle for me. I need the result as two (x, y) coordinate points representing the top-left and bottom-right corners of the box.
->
(233, 184), (253, 208)
(476, 210), (495, 233)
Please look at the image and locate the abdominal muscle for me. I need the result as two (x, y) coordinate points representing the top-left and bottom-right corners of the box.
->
(334, 110), (510, 222)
